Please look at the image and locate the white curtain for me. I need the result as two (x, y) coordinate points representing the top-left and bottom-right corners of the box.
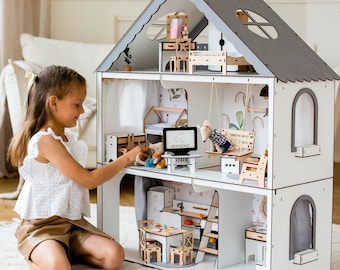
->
(0, 0), (50, 177)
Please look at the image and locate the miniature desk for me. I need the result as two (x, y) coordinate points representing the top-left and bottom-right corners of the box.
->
(143, 226), (187, 263)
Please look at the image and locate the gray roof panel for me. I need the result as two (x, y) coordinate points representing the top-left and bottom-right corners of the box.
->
(97, 0), (339, 83)
(202, 0), (339, 82)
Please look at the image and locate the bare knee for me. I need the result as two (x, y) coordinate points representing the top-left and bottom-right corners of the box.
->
(30, 240), (71, 270)
(103, 241), (125, 270)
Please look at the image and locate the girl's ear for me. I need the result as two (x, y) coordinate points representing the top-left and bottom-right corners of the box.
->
(48, 95), (58, 112)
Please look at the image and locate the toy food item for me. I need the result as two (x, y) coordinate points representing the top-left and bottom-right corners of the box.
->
(184, 219), (193, 225)
(155, 158), (166, 169)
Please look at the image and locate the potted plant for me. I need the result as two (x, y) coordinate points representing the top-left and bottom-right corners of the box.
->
(123, 46), (132, 71)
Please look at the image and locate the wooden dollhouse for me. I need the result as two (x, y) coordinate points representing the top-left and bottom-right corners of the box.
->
(95, 0), (339, 269)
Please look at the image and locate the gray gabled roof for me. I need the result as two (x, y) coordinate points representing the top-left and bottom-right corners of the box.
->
(97, 0), (339, 83)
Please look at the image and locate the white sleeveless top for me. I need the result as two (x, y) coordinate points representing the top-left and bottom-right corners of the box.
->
(14, 128), (91, 220)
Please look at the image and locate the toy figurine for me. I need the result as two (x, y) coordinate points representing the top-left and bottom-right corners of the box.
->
(181, 26), (189, 39)
(197, 120), (231, 153)
(135, 142), (166, 168)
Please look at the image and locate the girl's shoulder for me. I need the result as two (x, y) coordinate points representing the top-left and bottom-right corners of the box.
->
(29, 128), (73, 153)
(31, 128), (63, 144)
(32, 128), (77, 142)
(27, 127), (87, 166)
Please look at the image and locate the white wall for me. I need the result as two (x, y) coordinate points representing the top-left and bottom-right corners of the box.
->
(268, 0), (340, 69)
(50, 0), (150, 44)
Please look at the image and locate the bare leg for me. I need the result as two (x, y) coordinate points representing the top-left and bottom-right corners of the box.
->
(30, 239), (71, 270)
(73, 234), (124, 270)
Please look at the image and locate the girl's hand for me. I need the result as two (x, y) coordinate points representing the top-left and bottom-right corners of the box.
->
(126, 145), (150, 164)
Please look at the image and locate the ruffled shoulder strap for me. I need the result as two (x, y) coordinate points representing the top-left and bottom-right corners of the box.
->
(28, 128), (70, 158)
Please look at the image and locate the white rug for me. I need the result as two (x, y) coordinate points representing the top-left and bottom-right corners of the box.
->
(333, 224), (340, 270)
(1, 206), (340, 270)
(0, 206), (152, 270)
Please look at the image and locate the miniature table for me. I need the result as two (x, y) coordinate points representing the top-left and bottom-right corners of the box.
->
(143, 225), (187, 263)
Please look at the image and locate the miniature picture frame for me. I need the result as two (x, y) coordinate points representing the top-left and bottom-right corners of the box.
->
(167, 15), (188, 42)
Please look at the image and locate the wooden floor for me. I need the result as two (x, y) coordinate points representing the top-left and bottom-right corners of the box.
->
(333, 163), (340, 224)
(1, 166), (340, 224)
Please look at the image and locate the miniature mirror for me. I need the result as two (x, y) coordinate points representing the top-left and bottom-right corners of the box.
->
(146, 12), (187, 41)
(167, 15), (188, 41)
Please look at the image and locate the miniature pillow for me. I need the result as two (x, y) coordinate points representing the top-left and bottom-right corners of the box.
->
(20, 33), (114, 99)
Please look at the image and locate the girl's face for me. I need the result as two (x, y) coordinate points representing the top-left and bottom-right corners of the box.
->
(52, 85), (86, 129)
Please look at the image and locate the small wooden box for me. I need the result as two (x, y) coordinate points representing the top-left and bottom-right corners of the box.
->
(106, 133), (145, 162)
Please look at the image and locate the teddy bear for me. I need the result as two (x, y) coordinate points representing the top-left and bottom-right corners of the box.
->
(197, 120), (231, 153)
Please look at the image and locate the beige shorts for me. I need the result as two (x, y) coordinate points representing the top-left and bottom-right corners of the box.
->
(15, 215), (113, 261)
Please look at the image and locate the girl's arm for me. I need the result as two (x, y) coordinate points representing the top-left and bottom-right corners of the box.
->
(37, 134), (149, 189)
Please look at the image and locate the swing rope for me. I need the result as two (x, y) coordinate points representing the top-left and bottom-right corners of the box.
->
(206, 78), (222, 152)
(208, 78), (221, 126)
(243, 81), (251, 131)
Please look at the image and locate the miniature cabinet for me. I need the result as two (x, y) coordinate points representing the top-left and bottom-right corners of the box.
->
(95, 1), (338, 269)
(147, 186), (175, 221)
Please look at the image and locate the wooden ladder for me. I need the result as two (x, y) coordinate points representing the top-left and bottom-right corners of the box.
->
(195, 191), (219, 263)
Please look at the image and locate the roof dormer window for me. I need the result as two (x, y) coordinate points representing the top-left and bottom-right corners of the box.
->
(236, 9), (278, 40)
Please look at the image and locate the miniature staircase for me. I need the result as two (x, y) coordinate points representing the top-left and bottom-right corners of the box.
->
(195, 191), (219, 263)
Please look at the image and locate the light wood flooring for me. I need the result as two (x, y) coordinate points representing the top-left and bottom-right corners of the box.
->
(1, 166), (340, 224)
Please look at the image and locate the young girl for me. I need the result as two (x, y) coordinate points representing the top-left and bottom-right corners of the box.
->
(7, 65), (149, 270)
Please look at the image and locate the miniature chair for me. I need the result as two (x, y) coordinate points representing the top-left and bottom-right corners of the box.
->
(169, 56), (177, 72)
(137, 220), (162, 257)
(138, 228), (162, 263)
(239, 154), (268, 187)
(175, 38), (191, 72)
(170, 230), (194, 266)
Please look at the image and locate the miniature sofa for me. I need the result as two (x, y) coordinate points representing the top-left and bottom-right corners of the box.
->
(0, 33), (114, 168)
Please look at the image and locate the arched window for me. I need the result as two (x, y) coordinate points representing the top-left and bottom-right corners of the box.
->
(289, 195), (316, 260)
(291, 88), (318, 154)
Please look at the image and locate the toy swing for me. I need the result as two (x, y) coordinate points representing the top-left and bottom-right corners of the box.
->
(197, 79), (231, 156)
(213, 82), (255, 160)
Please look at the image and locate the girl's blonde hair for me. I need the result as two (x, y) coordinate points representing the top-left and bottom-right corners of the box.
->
(7, 65), (86, 167)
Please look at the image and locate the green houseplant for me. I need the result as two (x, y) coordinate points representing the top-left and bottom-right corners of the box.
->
(123, 46), (132, 71)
